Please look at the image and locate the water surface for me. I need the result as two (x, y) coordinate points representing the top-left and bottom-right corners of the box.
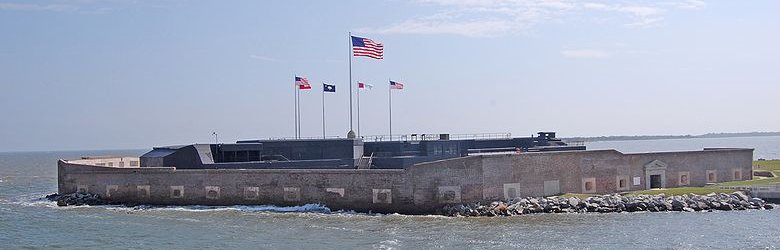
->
(1, 139), (779, 249)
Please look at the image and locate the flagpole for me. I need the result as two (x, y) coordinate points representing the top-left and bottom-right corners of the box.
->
(294, 76), (297, 139)
(348, 32), (354, 136)
(389, 79), (392, 140)
(357, 82), (361, 137)
(296, 76), (300, 139)
(322, 83), (326, 139)
(297, 82), (301, 139)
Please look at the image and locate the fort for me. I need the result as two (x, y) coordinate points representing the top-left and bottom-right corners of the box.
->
(57, 132), (753, 214)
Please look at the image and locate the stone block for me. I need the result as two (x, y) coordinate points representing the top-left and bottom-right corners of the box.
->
(106, 185), (118, 198)
(437, 186), (461, 203)
(326, 188), (345, 197)
(284, 187), (300, 201)
(137, 185), (150, 198)
(244, 186), (259, 200)
(373, 189), (392, 204)
(543, 180), (560, 196)
(582, 178), (596, 193)
(205, 186), (220, 200)
(170, 186), (184, 199)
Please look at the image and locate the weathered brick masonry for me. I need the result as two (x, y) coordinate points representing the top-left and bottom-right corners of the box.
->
(58, 148), (753, 214)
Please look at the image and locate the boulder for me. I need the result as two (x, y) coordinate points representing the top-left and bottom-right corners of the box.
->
(661, 201), (673, 211)
(623, 202), (635, 212)
(696, 202), (709, 211)
(671, 199), (685, 211)
(648, 205), (659, 212)
(46, 192), (107, 206)
(438, 193), (770, 216)
(597, 207), (616, 213)
(568, 197), (580, 207)
(732, 191), (750, 202)
(711, 201), (722, 208)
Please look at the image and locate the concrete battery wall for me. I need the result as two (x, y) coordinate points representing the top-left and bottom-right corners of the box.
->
(58, 148), (753, 214)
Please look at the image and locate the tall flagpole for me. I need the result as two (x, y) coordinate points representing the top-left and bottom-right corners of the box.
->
(297, 82), (301, 139)
(348, 32), (354, 135)
(389, 79), (392, 140)
(294, 76), (297, 139)
(357, 82), (361, 137)
(322, 83), (326, 139)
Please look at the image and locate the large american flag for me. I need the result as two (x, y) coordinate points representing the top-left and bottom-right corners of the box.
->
(295, 76), (311, 90)
(351, 36), (383, 59)
(390, 80), (404, 90)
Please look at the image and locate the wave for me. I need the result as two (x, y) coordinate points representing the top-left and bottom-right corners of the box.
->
(6, 192), (335, 214)
(105, 203), (333, 213)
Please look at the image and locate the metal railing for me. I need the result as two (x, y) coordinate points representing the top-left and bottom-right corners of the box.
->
(449, 132), (513, 140)
(247, 132), (515, 142)
(750, 183), (780, 191)
(257, 135), (345, 141)
(361, 132), (512, 142)
(565, 141), (586, 146)
(716, 183), (780, 192)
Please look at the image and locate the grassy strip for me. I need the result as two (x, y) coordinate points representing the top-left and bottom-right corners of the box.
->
(625, 187), (734, 196)
(557, 186), (735, 199)
(557, 193), (592, 199)
(754, 160), (780, 171)
(717, 177), (780, 187)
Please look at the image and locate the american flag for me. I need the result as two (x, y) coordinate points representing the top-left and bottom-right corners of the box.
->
(295, 76), (311, 90)
(390, 80), (404, 90)
(351, 36), (383, 59)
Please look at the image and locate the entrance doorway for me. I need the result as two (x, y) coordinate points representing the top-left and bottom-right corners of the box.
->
(650, 174), (663, 189)
(644, 160), (668, 190)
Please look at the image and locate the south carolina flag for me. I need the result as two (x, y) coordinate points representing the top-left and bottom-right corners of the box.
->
(323, 83), (336, 92)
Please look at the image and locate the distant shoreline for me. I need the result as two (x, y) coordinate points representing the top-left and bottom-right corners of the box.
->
(563, 132), (780, 143)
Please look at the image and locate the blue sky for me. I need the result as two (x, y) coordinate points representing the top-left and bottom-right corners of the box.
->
(1, 0), (778, 152)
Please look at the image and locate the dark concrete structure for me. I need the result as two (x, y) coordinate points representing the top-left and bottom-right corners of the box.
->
(141, 139), (363, 169)
(140, 132), (584, 170)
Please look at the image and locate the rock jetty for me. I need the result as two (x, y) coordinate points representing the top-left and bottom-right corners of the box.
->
(440, 192), (774, 217)
(46, 192), (109, 206)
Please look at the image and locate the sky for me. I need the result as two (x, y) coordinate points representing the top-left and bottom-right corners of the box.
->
(0, 0), (778, 152)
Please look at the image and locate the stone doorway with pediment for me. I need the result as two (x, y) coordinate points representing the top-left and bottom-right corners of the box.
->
(644, 160), (668, 189)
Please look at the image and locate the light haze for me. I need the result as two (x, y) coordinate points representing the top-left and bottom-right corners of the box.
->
(1, 0), (778, 152)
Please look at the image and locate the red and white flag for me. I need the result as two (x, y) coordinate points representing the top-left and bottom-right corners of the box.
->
(358, 82), (374, 89)
(295, 76), (311, 90)
(390, 80), (404, 90)
(351, 36), (383, 60)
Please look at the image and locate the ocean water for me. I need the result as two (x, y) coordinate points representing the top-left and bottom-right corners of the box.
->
(586, 135), (780, 160)
(1, 138), (780, 249)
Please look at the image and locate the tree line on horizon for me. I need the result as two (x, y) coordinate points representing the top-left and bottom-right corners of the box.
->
(562, 132), (780, 142)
